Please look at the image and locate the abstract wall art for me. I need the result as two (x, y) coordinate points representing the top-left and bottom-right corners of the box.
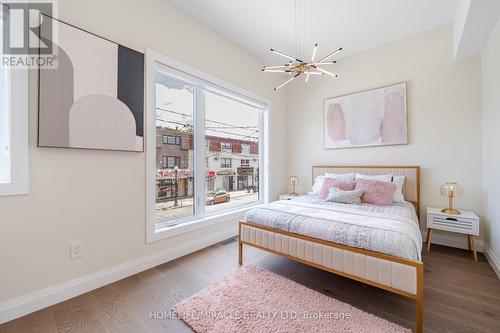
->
(324, 83), (407, 149)
(38, 15), (144, 152)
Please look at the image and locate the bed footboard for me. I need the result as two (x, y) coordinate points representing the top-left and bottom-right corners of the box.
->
(239, 221), (424, 333)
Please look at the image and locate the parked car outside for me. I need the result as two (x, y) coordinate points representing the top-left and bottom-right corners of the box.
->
(206, 191), (231, 205)
(244, 186), (257, 193)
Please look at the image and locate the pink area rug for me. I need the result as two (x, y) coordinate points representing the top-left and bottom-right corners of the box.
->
(172, 265), (411, 333)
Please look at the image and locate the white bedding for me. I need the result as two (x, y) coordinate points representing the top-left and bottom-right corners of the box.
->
(244, 195), (423, 261)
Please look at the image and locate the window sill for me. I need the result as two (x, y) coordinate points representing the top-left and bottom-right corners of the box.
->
(147, 203), (262, 243)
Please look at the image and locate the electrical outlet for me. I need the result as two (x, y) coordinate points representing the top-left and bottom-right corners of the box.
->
(70, 241), (85, 259)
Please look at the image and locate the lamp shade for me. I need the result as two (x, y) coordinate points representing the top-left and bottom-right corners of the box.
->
(440, 182), (463, 197)
(290, 176), (299, 185)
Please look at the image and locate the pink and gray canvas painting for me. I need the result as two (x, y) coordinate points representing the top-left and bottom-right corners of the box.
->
(324, 83), (407, 149)
(38, 15), (144, 152)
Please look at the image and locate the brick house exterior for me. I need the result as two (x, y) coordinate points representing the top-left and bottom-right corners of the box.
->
(156, 128), (191, 170)
(155, 126), (259, 201)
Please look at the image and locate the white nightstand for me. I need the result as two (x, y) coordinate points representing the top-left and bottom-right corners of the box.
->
(426, 207), (479, 261)
(279, 194), (298, 200)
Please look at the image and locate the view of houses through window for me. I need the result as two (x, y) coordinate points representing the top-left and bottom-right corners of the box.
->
(155, 72), (261, 225)
(155, 74), (195, 223)
(205, 91), (260, 215)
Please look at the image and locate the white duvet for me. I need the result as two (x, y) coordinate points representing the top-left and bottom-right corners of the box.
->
(244, 195), (423, 261)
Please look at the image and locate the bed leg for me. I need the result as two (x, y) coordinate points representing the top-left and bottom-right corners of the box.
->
(416, 263), (424, 333)
(238, 240), (243, 266)
(238, 222), (243, 266)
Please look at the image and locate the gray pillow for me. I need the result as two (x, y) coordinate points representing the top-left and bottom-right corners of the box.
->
(326, 187), (364, 204)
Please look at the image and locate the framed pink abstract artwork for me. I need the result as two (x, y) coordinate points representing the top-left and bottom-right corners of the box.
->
(324, 83), (407, 149)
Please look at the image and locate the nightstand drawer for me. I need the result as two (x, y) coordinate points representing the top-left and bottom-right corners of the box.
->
(428, 214), (479, 235)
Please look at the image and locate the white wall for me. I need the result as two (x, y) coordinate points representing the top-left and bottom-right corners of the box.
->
(286, 25), (482, 231)
(0, 0), (288, 304)
(481, 18), (500, 271)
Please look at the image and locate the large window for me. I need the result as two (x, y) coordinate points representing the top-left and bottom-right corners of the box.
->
(146, 50), (268, 240)
(0, 14), (28, 196)
(0, 61), (10, 184)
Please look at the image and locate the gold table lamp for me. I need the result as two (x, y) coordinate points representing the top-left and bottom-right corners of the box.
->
(290, 176), (299, 196)
(440, 182), (463, 215)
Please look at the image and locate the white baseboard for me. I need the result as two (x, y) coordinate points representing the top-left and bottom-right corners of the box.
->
(420, 229), (483, 252)
(0, 227), (237, 324)
(483, 243), (500, 279)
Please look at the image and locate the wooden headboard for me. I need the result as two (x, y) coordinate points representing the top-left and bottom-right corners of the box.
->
(312, 165), (421, 217)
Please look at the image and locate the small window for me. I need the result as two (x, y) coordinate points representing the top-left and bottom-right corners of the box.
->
(240, 159), (250, 167)
(220, 158), (232, 168)
(221, 142), (232, 151)
(163, 135), (180, 145)
(241, 144), (250, 154)
(161, 156), (181, 169)
(166, 156), (180, 168)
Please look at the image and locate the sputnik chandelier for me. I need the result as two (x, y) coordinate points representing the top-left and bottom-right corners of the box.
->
(262, 45), (342, 91)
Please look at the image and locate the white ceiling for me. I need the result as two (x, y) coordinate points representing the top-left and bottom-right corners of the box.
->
(170, 0), (459, 64)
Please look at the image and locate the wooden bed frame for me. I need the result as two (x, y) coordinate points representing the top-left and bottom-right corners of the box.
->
(239, 166), (423, 333)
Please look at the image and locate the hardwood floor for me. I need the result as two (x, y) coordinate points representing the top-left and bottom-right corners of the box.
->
(1, 240), (499, 333)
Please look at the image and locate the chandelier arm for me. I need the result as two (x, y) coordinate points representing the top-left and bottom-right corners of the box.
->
(317, 47), (343, 63)
(311, 43), (318, 62)
(261, 69), (292, 73)
(305, 70), (311, 83)
(270, 48), (304, 63)
(305, 61), (337, 66)
(274, 72), (301, 91)
(262, 64), (292, 69)
(314, 67), (338, 77)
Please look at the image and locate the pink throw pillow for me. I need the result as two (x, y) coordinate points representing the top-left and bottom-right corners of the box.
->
(319, 178), (356, 199)
(355, 179), (397, 205)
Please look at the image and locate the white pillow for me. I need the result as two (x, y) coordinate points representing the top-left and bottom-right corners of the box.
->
(355, 173), (393, 183)
(392, 176), (406, 203)
(310, 175), (325, 195)
(310, 172), (355, 195)
(324, 172), (355, 183)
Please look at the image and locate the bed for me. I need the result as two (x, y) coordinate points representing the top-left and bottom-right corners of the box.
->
(238, 166), (423, 333)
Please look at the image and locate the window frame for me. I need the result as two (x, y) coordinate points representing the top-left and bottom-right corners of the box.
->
(0, 63), (29, 196)
(241, 143), (250, 154)
(145, 49), (270, 243)
(162, 135), (180, 145)
(220, 141), (232, 151)
(166, 156), (180, 168)
(220, 158), (232, 168)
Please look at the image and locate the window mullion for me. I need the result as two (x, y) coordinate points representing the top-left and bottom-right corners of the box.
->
(259, 108), (267, 204)
(194, 87), (206, 218)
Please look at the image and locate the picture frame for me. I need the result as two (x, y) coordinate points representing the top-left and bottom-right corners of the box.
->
(324, 82), (408, 149)
(37, 14), (145, 152)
